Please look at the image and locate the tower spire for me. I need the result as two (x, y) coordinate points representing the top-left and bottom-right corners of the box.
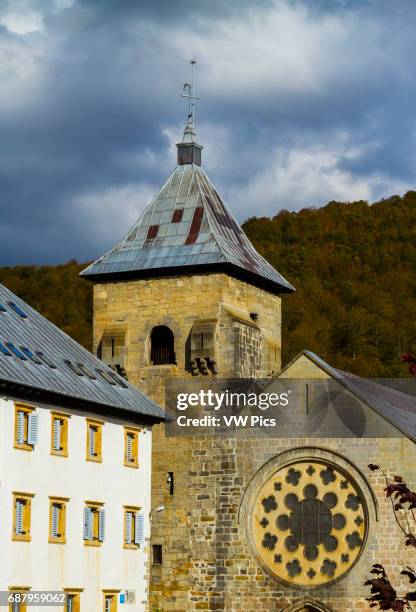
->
(177, 60), (203, 166)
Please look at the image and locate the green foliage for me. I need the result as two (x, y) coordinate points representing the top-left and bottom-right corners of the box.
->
(243, 190), (416, 377)
(0, 260), (92, 350)
(1, 190), (416, 377)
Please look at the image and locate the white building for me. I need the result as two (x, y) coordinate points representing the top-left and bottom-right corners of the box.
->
(0, 283), (165, 611)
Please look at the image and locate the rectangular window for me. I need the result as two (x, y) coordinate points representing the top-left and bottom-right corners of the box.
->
(83, 501), (105, 546)
(171, 208), (184, 223)
(86, 419), (103, 462)
(14, 404), (38, 450)
(124, 427), (139, 468)
(146, 224), (159, 240)
(49, 497), (68, 544)
(123, 506), (144, 549)
(12, 493), (34, 542)
(63, 589), (82, 612)
(8, 587), (30, 612)
(152, 544), (163, 565)
(50, 412), (69, 456)
(103, 591), (119, 612)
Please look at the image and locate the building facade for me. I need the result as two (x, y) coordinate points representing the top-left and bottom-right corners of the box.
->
(83, 119), (416, 611)
(0, 284), (165, 611)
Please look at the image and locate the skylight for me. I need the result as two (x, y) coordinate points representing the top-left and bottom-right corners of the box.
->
(0, 303), (6, 313)
(20, 346), (42, 364)
(36, 351), (57, 369)
(96, 368), (117, 386)
(77, 363), (97, 380)
(5, 342), (28, 360)
(0, 342), (12, 356)
(64, 359), (84, 377)
(8, 301), (28, 318)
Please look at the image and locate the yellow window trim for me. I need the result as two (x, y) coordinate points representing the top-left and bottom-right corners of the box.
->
(123, 427), (139, 468)
(86, 419), (103, 463)
(12, 493), (34, 543)
(84, 501), (104, 547)
(103, 590), (120, 612)
(63, 589), (82, 612)
(123, 505), (141, 550)
(48, 497), (69, 544)
(63, 588), (84, 592)
(50, 412), (69, 457)
(14, 404), (35, 451)
(8, 586), (30, 590)
(8, 586), (30, 612)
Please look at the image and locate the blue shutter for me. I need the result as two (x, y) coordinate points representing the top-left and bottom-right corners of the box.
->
(135, 513), (144, 544)
(83, 507), (92, 540)
(125, 511), (132, 544)
(16, 411), (25, 445)
(98, 509), (105, 542)
(53, 418), (61, 451)
(15, 500), (23, 535)
(51, 504), (59, 538)
(88, 426), (95, 457)
(27, 412), (39, 445)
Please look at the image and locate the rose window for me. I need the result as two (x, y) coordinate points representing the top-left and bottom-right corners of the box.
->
(253, 460), (367, 586)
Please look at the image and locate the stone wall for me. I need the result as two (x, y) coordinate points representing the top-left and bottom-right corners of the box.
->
(91, 273), (416, 612)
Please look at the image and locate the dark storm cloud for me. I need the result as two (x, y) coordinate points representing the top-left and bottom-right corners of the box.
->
(0, 0), (415, 265)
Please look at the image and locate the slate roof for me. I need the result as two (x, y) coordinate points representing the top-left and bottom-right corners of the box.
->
(81, 163), (294, 295)
(281, 349), (416, 442)
(0, 283), (165, 422)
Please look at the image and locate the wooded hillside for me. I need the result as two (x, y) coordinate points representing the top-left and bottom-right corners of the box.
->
(1, 190), (416, 377)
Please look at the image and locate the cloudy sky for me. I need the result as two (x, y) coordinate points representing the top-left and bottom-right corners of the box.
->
(0, 0), (415, 265)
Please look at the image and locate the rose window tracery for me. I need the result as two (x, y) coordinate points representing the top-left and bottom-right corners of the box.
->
(253, 460), (368, 587)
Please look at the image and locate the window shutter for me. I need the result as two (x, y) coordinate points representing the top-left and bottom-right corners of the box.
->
(125, 511), (132, 544)
(53, 418), (61, 451)
(16, 411), (25, 444)
(126, 434), (133, 462)
(51, 504), (59, 537)
(98, 509), (105, 542)
(83, 507), (92, 540)
(88, 426), (95, 456)
(15, 500), (23, 535)
(27, 412), (39, 445)
(135, 512), (144, 544)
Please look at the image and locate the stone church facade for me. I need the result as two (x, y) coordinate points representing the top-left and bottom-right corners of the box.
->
(82, 118), (416, 611)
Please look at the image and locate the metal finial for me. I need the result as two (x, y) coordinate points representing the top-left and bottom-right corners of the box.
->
(181, 59), (198, 129)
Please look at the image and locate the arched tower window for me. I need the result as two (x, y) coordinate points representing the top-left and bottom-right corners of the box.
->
(150, 326), (175, 365)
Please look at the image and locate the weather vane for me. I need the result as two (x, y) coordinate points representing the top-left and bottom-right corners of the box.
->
(181, 59), (198, 128)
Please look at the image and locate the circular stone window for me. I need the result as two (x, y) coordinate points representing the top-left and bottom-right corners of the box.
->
(252, 460), (368, 587)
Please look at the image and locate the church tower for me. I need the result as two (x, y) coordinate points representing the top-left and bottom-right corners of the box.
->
(81, 94), (294, 609)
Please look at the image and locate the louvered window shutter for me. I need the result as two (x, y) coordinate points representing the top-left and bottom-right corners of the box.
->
(27, 412), (39, 445)
(53, 418), (61, 451)
(83, 507), (92, 540)
(15, 500), (23, 535)
(51, 504), (59, 537)
(126, 434), (133, 462)
(125, 511), (133, 544)
(66, 595), (73, 612)
(16, 411), (25, 444)
(88, 426), (95, 456)
(135, 513), (144, 544)
(98, 509), (105, 542)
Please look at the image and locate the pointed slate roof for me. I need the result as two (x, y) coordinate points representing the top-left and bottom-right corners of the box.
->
(0, 283), (165, 423)
(81, 127), (294, 295)
(280, 349), (416, 442)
